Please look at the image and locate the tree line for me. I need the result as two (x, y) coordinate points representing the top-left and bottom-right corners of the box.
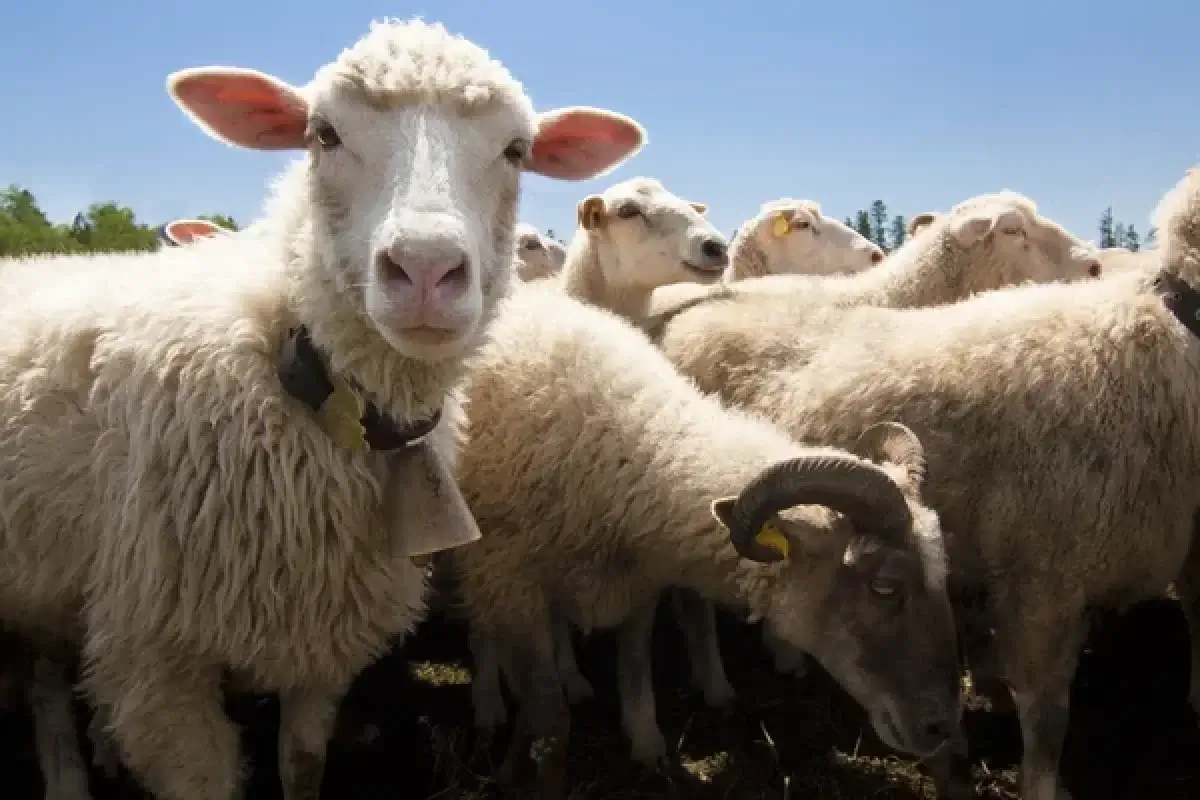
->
(0, 185), (237, 257)
(0, 184), (1155, 260)
(841, 200), (1154, 255)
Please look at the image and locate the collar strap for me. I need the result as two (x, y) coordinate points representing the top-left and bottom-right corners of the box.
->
(278, 325), (441, 453)
(1155, 270), (1200, 339)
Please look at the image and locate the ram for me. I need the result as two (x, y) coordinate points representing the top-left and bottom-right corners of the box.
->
(450, 281), (961, 795)
(648, 164), (1200, 800)
(0, 18), (645, 800)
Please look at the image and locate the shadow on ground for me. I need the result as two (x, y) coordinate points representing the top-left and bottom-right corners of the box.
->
(1, 595), (1196, 799)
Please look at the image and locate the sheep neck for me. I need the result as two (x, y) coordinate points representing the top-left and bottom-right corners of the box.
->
(560, 233), (656, 321)
(823, 235), (972, 309)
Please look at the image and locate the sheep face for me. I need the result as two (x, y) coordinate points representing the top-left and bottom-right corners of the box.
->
(577, 177), (730, 290)
(167, 18), (647, 363)
(514, 223), (567, 281)
(946, 196), (1102, 282)
(712, 423), (960, 760)
(752, 199), (885, 275)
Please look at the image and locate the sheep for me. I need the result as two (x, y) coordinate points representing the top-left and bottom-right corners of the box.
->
(0, 17), (646, 800)
(648, 191), (1103, 678)
(1096, 245), (1161, 273)
(513, 222), (567, 282)
(557, 176), (730, 320)
(449, 280), (962, 791)
(725, 197), (885, 280)
(647, 164), (1200, 800)
(157, 217), (225, 247)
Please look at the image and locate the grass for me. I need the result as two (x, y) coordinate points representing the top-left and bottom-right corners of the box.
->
(1, 596), (1196, 799)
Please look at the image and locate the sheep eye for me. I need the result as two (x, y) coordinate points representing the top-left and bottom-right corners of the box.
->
(796, 220), (811, 230)
(503, 139), (529, 166)
(312, 120), (342, 150)
(522, 239), (542, 251)
(615, 204), (641, 219)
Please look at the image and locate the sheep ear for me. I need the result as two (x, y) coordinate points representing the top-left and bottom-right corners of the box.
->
(690, 202), (708, 215)
(162, 218), (223, 246)
(577, 195), (607, 230)
(167, 67), (309, 150)
(907, 212), (937, 236)
(948, 212), (996, 247)
(527, 107), (647, 181)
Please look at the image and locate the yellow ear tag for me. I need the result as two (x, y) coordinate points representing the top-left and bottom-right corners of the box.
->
(316, 377), (368, 454)
(771, 214), (791, 238)
(755, 521), (790, 559)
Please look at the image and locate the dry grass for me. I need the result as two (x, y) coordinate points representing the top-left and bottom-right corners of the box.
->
(0, 597), (1196, 799)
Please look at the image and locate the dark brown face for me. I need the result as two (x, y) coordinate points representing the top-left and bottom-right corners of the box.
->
(770, 522), (961, 759)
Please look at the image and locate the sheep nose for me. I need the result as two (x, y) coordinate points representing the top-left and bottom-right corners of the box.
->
(374, 232), (471, 330)
(870, 248), (885, 264)
(1086, 259), (1101, 277)
(700, 237), (729, 265)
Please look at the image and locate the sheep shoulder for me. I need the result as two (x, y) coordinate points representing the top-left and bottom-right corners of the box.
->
(0, 235), (428, 690)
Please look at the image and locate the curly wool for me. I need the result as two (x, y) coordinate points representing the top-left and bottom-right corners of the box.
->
(0, 17), (519, 694)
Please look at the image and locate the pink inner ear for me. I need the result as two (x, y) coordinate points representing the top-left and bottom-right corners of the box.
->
(166, 220), (220, 244)
(173, 72), (308, 151)
(529, 110), (644, 181)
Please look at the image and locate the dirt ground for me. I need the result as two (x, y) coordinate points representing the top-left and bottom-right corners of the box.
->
(2, 594), (1197, 799)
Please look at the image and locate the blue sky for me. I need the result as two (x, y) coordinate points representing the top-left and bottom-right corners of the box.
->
(2, 0), (1197, 245)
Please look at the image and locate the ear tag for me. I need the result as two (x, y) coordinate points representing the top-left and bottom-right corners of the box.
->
(755, 521), (790, 559)
(316, 377), (368, 454)
(771, 214), (791, 238)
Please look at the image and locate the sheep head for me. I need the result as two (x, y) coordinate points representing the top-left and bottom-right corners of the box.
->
(711, 421), (960, 761)
(574, 177), (729, 291)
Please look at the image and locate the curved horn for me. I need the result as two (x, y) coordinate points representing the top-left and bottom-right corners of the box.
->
(853, 421), (927, 489)
(724, 453), (913, 563)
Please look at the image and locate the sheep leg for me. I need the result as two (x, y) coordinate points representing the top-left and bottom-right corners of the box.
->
(1174, 532), (1200, 714)
(551, 611), (593, 705)
(469, 624), (509, 732)
(1009, 619), (1085, 800)
(617, 601), (667, 767)
(27, 653), (93, 800)
(84, 650), (241, 800)
(86, 701), (122, 779)
(278, 687), (342, 800)
(925, 729), (973, 800)
(499, 618), (569, 799)
(669, 588), (735, 708)
(761, 621), (810, 678)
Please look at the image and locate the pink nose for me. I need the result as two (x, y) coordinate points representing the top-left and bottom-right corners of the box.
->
(376, 240), (470, 328)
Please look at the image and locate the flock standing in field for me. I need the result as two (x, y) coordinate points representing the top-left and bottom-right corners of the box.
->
(0, 15), (1196, 800)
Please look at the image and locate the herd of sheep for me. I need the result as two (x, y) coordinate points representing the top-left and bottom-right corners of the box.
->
(0, 16), (1197, 800)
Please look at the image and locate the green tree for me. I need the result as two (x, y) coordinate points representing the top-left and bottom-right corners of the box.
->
(1145, 226), (1158, 248)
(843, 215), (854, 230)
(66, 202), (157, 253)
(0, 186), (69, 256)
(869, 200), (889, 251)
(1113, 222), (1127, 251)
(1125, 224), (1140, 252)
(1099, 207), (1115, 248)
(854, 210), (872, 241)
(889, 215), (907, 251)
(198, 213), (239, 231)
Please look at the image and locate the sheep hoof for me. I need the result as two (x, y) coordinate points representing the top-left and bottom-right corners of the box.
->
(563, 672), (594, 705)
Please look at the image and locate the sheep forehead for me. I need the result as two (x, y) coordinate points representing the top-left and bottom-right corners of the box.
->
(315, 18), (535, 125)
(605, 177), (693, 217)
(514, 222), (541, 241)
